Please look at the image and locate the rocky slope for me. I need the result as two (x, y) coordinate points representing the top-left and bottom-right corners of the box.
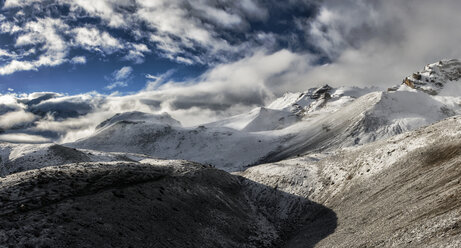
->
(240, 116), (461, 247)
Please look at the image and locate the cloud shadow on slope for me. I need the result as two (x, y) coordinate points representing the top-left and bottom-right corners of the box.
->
(239, 176), (338, 248)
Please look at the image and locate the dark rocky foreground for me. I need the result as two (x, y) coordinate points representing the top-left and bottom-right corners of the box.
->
(0, 161), (336, 248)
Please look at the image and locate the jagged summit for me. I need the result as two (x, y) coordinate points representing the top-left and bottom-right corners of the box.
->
(267, 85), (332, 113)
(267, 85), (374, 116)
(397, 59), (461, 95)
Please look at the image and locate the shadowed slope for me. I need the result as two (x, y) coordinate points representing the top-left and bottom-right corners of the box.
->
(0, 161), (336, 248)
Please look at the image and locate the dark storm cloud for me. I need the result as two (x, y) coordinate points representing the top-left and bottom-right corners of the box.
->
(0, 103), (19, 115)
(29, 101), (95, 119)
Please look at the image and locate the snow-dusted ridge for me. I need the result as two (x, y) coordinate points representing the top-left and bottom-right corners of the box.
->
(240, 115), (461, 247)
(0, 142), (155, 177)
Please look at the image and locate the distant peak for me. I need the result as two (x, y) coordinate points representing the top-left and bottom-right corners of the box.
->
(311, 84), (333, 99)
(96, 111), (181, 129)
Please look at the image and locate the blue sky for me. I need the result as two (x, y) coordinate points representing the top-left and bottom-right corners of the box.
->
(0, 52), (207, 94)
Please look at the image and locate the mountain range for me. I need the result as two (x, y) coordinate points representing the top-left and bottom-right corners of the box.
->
(1, 59), (461, 247)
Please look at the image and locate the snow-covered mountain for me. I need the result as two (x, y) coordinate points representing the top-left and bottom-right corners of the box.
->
(66, 60), (461, 171)
(68, 119), (284, 171)
(96, 111), (181, 129)
(204, 107), (300, 132)
(259, 89), (456, 163)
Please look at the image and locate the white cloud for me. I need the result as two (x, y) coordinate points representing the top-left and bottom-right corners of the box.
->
(239, 0), (268, 20)
(7, 88), (14, 92)
(0, 60), (38, 75)
(0, 49), (17, 58)
(145, 69), (176, 90)
(105, 81), (128, 90)
(0, 0), (319, 71)
(0, 133), (51, 143)
(25, 92), (63, 101)
(193, 2), (243, 28)
(105, 66), (133, 90)
(126, 49), (314, 126)
(3, 0), (42, 8)
(0, 18), (69, 75)
(0, 94), (22, 105)
(2, 0), (461, 144)
(65, 0), (131, 28)
(70, 56), (86, 64)
(176, 56), (195, 65)
(65, 0), (266, 64)
(114, 66), (133, 81)
(0, 110), (36, 129)
(0, 20), (22, 33)
(123, 43), (151, 64)
(72, 27), (123, 54)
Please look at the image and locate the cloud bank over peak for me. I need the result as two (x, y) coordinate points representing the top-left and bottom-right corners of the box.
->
(0, 49), (316, 143)
(299, 0), (461, 86)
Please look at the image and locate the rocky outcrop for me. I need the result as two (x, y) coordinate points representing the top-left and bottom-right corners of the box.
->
(401, 59), (461, 95)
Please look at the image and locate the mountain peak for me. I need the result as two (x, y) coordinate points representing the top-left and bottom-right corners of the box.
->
(267, 85), (373, 117)
(266, 84), (333, 113)
(400, 59), (461, 95)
